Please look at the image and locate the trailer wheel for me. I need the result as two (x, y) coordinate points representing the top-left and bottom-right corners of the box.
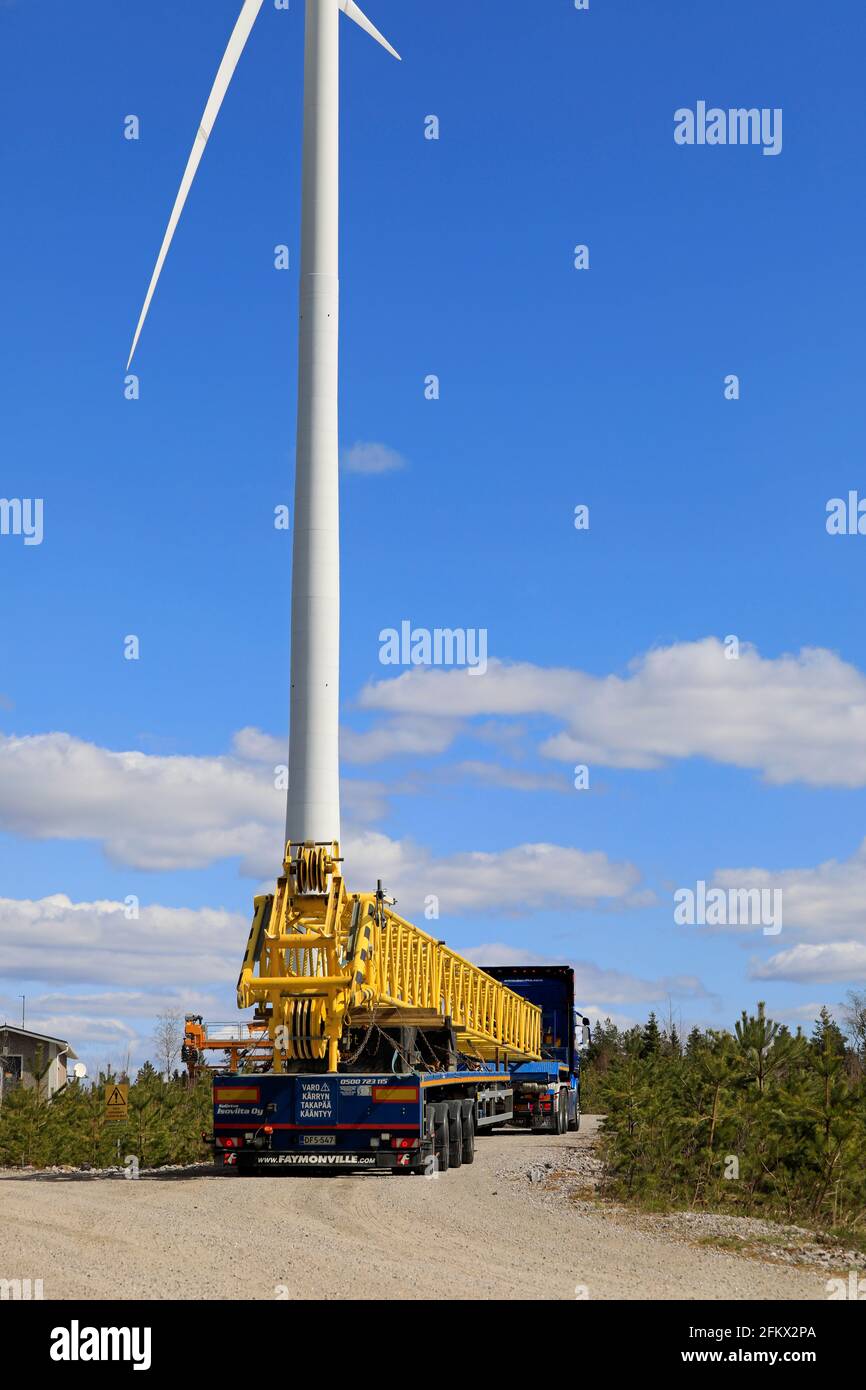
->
(447, 1101), (463, 1169)
(568, 1091), (581, 1133)
(432, 1103), (450, 1175)
(460, 1102), (476, 1164)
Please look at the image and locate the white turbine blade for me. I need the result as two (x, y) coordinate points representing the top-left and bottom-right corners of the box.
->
(127, 0), (265, 368)
(339, 0), (401, 60)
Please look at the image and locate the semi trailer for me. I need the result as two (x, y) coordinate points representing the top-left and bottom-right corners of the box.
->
(208, 843), (590, 1175)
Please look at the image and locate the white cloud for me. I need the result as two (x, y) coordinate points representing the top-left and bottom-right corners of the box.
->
(343, 832), (644, 918)
(341, 716), (462, 764)
(359, 639), (866, 787)
(231, 727), (284, 763)
(0, 894), (246, 987)
(0, 730), (641, 903)
(235, 719), (463, 770)
(341, 779), (391, 826)
(449, 761), (566, 792)
(712, 838), (866, 942)
(751, 942), (866, 984)
(766, 1000), (844, 1025)
(0, 988), (239, 1072)
(14, 989), (226, 1020)
(11, 1013), (137, 1046)
(0, 730), (279, 872)
(0, 914), (239, 1087)
(0, 729), (393, 877)
(697, 841), (866, 986)
(462, 943), (707, 1007)
(461, 944), (551, 967)
(0, 983), (250, 1076)
(342, 441), (406, 475)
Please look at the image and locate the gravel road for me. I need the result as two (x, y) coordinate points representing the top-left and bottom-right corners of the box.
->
(0, 1118), (841, 1300)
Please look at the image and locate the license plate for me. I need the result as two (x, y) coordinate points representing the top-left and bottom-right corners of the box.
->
(301, 1134), (336, 1147)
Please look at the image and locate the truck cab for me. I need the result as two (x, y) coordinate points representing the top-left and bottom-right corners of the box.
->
(482, 965), (589, 1134)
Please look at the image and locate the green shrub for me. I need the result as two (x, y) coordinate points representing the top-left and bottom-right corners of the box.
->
(0, 1064), (213, 1169)
(586, 1004), (866, 1232)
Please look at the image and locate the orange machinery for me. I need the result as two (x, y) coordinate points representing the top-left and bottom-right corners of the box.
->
(181, 1014), (272, 1079)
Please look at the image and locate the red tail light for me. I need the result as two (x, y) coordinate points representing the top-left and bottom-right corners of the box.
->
(391, 1137), (420, 1149)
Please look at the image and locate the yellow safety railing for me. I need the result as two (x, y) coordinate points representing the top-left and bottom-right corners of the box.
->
(237, 843), (542, 1070)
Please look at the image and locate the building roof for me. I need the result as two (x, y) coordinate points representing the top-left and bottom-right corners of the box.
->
(0, 1024), (78, 1058)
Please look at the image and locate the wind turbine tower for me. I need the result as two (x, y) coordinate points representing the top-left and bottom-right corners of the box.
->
(127, 0), (400, 854)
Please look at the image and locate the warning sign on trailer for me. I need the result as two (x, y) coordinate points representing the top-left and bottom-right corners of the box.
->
(296, 1079), (337, 1125)
(104, 1083), (129, 1122)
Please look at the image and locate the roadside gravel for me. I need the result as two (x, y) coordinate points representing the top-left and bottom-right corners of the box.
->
(0, 1118), (851, 1300)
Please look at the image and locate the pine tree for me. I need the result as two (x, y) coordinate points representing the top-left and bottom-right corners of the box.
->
(641, 1012), (661, 1058)
(622, 1025), (643, 1058)
(810, 1007), (846, 1059)
(734, 1002), (802, 1093)
(685, 1025), (704, 1056)
(590, 1001), (865, 1227)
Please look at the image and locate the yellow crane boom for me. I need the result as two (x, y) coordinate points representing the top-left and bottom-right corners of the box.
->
(237, 843), (542, 1071)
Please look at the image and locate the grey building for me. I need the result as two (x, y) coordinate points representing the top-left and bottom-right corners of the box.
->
(0, 1025), (77, 1100)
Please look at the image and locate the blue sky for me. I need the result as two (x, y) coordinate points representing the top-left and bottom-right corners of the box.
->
(1, 0), (865, 1072)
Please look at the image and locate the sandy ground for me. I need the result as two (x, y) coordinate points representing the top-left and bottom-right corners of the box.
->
(0, 1118), (841, 1301)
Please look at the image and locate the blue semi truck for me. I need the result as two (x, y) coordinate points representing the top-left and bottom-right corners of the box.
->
(211, 964), (590, 1175)
(484, 965), (588, 1136)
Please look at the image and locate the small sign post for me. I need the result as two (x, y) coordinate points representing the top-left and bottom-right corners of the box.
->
(104, 1082), (129, 1123)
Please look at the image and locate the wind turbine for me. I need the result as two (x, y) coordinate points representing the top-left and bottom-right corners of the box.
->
(127, 0), (400, 853)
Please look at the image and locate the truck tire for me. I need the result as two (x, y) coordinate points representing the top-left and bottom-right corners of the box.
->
(432, 1103), (450, 1175)
(568, 1091), (581, 1133)
(555, 1090), (567, 1135)
(460, 1102), (476, 1164)
(447, 1101), (463, 1169)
